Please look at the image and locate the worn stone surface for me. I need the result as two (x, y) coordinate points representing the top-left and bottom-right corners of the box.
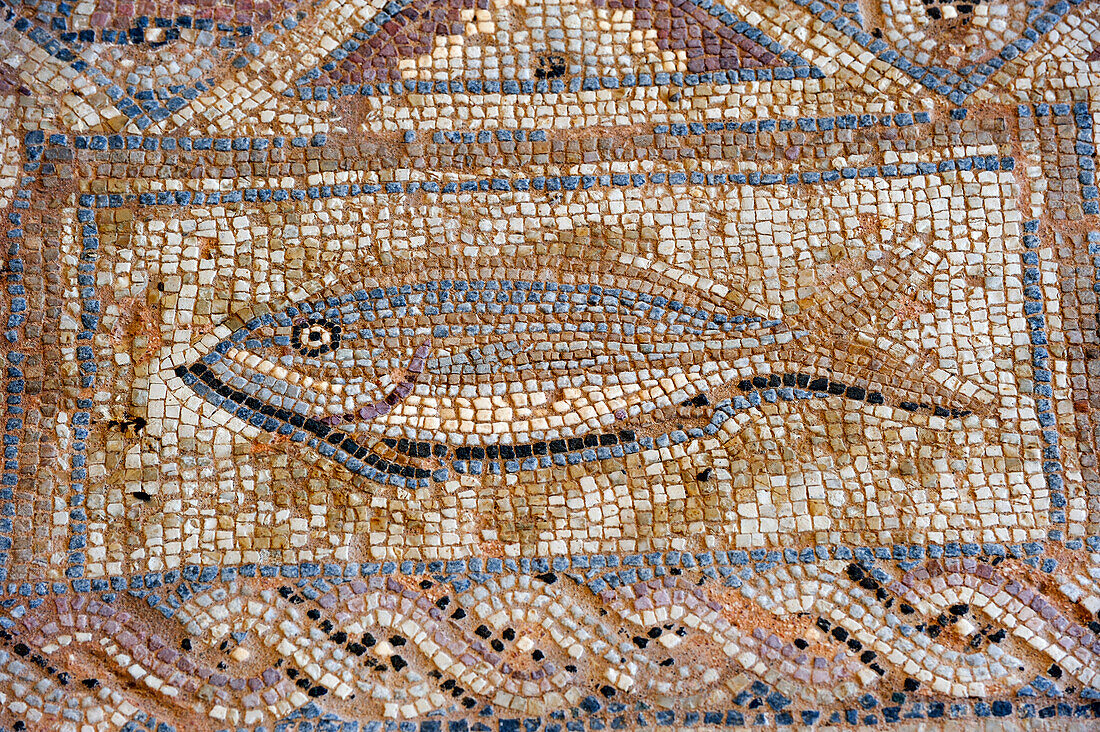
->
(0, 0), (1099, 729)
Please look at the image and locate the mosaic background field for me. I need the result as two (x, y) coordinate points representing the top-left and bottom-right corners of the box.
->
(2, 0), (1100, 729)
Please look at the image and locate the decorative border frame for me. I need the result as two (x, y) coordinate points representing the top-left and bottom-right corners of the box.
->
(0, 85), (1097, 731)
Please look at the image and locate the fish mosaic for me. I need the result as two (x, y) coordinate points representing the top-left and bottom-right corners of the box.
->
(175, 257), (988, 486)
(3, 0), (1100, 728)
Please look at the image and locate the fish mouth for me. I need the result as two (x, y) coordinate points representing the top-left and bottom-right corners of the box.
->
(176, 356), (442, 484)
(177, 337), (646, 486)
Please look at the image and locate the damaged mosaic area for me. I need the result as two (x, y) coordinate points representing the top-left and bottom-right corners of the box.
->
(1, 0), (1100, 728)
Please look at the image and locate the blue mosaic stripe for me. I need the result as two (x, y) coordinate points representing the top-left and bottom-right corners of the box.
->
(2, 532), (1087, 601)
(794, 0), (1088, 104)
(293, 0), (821, 99)
(23, 112), (931, 152)
(292, 64), (827, 101)
(1023, 220), (1065, 524)
(28, 131), (326, 154)
(0, 176), (34, 581)
(426, 129), (545, 144)
(411, 110), (930, 145)
(72, 154), (1016, 209)
(1019, 102), (1098, 216)
(1072, 101), (1098, 215)
(75, 211), (100, 389)
(65, 208), (101, 579)
(655, 110), (931, 136)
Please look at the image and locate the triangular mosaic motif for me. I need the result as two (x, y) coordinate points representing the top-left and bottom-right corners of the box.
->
(797, 0), (1089, 102)
(295, 0), (819, 95)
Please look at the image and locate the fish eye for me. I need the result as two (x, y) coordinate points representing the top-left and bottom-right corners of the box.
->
(291, 317), (341, 356)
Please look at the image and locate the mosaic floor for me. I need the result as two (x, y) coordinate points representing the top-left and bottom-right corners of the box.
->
(1, 0), (1100, 729)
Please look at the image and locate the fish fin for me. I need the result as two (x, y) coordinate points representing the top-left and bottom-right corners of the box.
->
(796, 331), (996, 416)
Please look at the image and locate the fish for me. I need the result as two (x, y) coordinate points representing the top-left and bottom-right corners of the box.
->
(174, 257), (989, 486)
